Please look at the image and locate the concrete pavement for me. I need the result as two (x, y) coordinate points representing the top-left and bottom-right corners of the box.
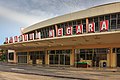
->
(0, 62), (120, 80)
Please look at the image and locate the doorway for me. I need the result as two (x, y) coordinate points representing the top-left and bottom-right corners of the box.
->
(117, 54), (120, 67)
(77, 48), (108, 68)
(17, 52), (27, 64)
(29, 51), (45, 65)
(49, 54), (70, 65)
(18, 56), (27, 64)
(92, 53), (100, 67)
(116, 48), (120, 67)
(49, 50), (71, 66)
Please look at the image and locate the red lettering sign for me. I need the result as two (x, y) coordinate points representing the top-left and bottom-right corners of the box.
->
(19, 35), (23, 42)
(66, 26), (72, 35)
(49, 30), (54, 37)
(5, 38), (9, 44)
(76, 24), (83, 34)
(100, 20), (109, 31)
(88, 22), (95, 33)
(29, 33), (34, 40)
(14, 36), (18, 42)
(24, 34), (28, 41)
(35, 32), (41, 39)
(57, 28), (63, 36)
(9, 37), (13, 43)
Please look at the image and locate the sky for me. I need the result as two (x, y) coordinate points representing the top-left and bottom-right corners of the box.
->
(0, 0), (120, 44)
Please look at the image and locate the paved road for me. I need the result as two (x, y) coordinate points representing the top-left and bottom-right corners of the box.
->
(0, 71), (76, 80)
(0, 63), (120, 80)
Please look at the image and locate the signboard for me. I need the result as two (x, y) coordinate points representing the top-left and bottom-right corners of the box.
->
(57, 28), (63, 36)
(5, 20), (109, 44)
(29, 33), (34, 40)
(76, 24), (83, 34)
(14, 36), (18, 42)
(35, 32), (41, 39)
(66, 26), (72, 35)
(88, 22), (95, 33)
(49, 30), (54, 37)
(5, 38), (9, 44)
(24, 34), (28, 41)
(100, 20), (109, 31)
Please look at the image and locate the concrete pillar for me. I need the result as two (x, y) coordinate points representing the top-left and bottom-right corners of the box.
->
(108, 48), (112, 67)
(14, 51), (17, 63)
(45, 50), (49, 65)
(86, 18), (89, 32)
(70, 48), (75, 66)
(108, 48), (116, 67)
(27, 52), (29, 64)
(111, 53), (117, 67)
(107, 53), (110, 67)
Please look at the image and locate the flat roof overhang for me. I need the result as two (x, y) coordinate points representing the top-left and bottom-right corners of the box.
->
(1, 31), (120, 51)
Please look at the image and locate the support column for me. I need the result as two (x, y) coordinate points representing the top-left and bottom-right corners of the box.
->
(14, 51), (17, 63)
(109, 48), (112, 67)
(86, 18), (89, 32)
(27, 52), (29, 64)
(70, 48), (75, 66)
(110, 48), (116, 67)
(45, 50), (49, 65)
(108, 48), (116, 67)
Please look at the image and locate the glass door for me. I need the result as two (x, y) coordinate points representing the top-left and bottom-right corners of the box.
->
(117, 48), (120, 67)
(60, 55), (64, 65)
(18, 56), (27, 64)
(65, 54), (70, 65)
(54, 55), (59, 64)
(48, 50), (71, 65)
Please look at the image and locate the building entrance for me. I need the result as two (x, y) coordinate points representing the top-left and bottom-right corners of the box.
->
(18, 56), (27, 63)
(48, 50), (71, 65)
(29, 51), (45, 65)
(75, 48), (108, 68)
(117, 54), (120, 67)
(17, 52), (27, 64)
(116, 48), (120, 67)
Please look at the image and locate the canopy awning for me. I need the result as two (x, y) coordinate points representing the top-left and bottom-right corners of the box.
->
(1, 31), (120, 50)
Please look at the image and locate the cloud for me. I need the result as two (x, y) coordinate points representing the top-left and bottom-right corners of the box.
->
(0, 0), (119, 26)
(0, 6), (56, 26)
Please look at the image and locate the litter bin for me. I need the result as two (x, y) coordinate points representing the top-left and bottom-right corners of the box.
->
(103, 62), (106, 67)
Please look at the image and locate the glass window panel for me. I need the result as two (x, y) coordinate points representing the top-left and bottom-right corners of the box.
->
(111, 20), (116, 29)
(80, 53), (85, 60)
(60, 55), (64, 65)
(105, 15), (110, 20)
(9, 52), (14, 60)
(83, 24), (86, 33)
(95, 22), (99, 31)
(48, 50), (55, 54)
(69, 21), (72, 26)
(117, 19), (120, 29)
(111, 14), (116, 18)
(118, 13), (120, 18)
(99, 16), (104, 21)
(117, 48), (120, 53)
(73, 25), (76, 35)
(49, 55), (54, 64)
(117, 19), (120, 25)
(65, 54), (70, 65)
(86, 53), (92, 60)
(54, 55), (59, 64)
(73, 21), (77, 25)
(82, 19), (86, 24)
(77, 20), (81, 25)
(94, 17), (98, 22)
(88, 18), (93, 23)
